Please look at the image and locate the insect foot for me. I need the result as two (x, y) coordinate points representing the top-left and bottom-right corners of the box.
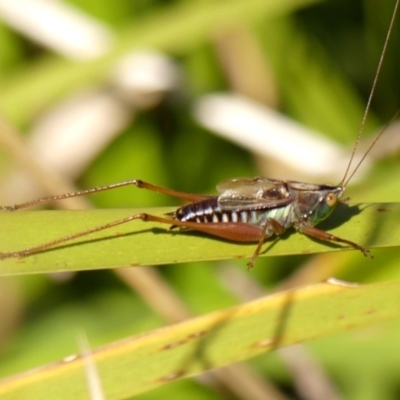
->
(0, 251), (27, 260)
(0, 205), (17, 211)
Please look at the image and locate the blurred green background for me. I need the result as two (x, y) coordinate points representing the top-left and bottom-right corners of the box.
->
(1, 0), (400, 399)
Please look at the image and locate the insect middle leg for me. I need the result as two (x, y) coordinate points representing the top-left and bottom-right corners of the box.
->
(247, 219), (286, 269)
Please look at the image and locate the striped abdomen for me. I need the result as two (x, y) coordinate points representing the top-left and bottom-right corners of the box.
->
(174, 197), (294, 229)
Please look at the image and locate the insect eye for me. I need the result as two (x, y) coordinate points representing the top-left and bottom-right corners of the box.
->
(325, 193), (338, 207)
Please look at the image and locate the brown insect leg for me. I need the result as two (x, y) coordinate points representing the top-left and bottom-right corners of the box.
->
(134, 180), (212, 203)
(139, 215), (287, 268)
(154, 215), (285, 268)
(148, 215), (276, 268)
(1, 180), (210, 211)
(0, 213), (263, 259)
(1, 210), (284, 266)
(0, 213), (153, 259)
(247, 219), (285, 269)
(299, 225), (371, 257)
(146, 215), (265, 242)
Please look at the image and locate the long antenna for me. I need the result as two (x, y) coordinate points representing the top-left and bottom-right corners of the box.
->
(340, 0), (399, 187)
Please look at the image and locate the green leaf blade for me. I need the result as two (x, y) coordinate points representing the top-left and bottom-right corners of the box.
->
(1, 202), (399, 275)
(2, 280), (400, 399)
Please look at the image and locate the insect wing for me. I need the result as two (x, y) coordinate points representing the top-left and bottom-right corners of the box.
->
(216, 177), (292, 211)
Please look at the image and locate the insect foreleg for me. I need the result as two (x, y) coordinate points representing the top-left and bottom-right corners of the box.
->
(298, 225), (371, 257)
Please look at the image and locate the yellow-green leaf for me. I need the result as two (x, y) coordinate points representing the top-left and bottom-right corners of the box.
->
(0, 202), (398, 275)
(1, 280), (400, 399)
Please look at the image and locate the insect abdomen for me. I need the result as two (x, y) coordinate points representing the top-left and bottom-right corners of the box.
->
(175, 198), (288, 226)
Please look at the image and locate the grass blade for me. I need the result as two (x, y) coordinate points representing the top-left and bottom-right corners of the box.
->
(1, 279), (400, 399)
(1, 202), (399, 275)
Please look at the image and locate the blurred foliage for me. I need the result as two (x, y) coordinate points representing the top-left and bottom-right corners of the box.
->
(1, 0), (400, 399)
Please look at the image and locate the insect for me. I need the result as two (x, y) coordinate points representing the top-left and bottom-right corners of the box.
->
(0, 2), (399, 268)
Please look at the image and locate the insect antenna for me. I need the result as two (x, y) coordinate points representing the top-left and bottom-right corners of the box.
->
(344, 108), (400, 188)
(340, 0), (399, 188)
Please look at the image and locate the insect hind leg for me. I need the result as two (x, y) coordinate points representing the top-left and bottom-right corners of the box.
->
(0, 213), (155, 259)
(163, 216), (285, 268)
(0, 179), (211, 211)
(134, 180), (212, 203)
(0, 213), (267, 259)
(0, 211), (284, 266)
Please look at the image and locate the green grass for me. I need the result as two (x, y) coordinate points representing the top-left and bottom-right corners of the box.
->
(1, 202), (400, 275)
(2, 280), (400, 399)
